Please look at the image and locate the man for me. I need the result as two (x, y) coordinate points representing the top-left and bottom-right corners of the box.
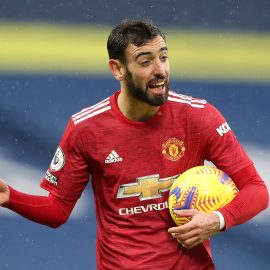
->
(0, 19), (268, 269)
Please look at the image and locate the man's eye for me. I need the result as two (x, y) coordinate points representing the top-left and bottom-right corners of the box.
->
(161, 55), (168, 61)
(141, 61), (151, 66)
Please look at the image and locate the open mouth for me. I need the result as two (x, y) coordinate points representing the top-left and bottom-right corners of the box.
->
(148, 82), (166, 90)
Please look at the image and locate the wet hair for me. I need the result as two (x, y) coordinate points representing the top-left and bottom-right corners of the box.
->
(107, 19), (166, 63)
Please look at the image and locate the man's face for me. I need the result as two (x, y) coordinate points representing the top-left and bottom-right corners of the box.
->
(123, 36), (170, 106)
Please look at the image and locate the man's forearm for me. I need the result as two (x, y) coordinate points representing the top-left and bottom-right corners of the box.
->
(4, 186), (76, 228)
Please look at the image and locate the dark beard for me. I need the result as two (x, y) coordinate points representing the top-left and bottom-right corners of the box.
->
(125, 68), (169, 106)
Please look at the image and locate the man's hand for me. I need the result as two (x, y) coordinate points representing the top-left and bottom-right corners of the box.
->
(168, 209), (220, 249)
(0, 178), (10, 206)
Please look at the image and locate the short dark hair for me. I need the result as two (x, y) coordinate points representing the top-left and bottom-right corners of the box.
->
(107, 19), (166, 63)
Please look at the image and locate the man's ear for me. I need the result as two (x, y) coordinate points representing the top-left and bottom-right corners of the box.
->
(108, 59), (125, 81)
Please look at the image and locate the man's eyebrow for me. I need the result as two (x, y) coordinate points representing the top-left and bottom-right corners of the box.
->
(160, 46), (168, 52)
(135, 46), (168, 61)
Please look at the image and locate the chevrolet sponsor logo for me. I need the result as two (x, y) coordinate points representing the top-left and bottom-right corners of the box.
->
(117, 174), (179, 201)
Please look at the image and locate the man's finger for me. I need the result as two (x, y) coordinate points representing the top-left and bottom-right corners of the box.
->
(173, 209), (198, 217)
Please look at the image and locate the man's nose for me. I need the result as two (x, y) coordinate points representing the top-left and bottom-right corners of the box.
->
(153, 60), (166, 76)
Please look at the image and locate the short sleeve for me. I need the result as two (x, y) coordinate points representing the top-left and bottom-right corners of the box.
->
(40, 118), (90, 200)
(201, 103), (253, 176)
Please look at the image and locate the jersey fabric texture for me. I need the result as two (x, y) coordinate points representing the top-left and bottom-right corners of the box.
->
(40, 90), (253, 270)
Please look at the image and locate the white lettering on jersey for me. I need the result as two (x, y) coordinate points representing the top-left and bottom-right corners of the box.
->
(119, 201), (169, 216)
(216, 122), (231, 136)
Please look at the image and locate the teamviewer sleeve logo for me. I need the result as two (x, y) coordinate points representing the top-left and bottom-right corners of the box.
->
(216, 122), (231, 136)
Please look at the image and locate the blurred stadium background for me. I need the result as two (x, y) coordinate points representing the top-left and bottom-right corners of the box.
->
(0, 0), (269, 269)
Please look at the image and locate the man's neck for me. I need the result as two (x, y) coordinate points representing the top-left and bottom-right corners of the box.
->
(117, 91), (160, 122)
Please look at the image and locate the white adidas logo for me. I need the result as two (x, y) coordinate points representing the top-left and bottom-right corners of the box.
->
(105, 150), (123, 164)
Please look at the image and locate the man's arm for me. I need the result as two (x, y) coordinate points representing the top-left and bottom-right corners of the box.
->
(218, 163), (269, 229)
(0, 178), (76, 228)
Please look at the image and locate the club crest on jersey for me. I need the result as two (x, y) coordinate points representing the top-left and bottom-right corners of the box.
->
(162, 138), (185, 161)
(50, 146), (65, 172)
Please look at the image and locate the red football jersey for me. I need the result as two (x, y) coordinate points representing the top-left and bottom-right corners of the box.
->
(41, 90), (252, 269)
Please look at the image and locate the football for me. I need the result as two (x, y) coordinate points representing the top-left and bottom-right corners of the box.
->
(168, 166), (238, 226)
